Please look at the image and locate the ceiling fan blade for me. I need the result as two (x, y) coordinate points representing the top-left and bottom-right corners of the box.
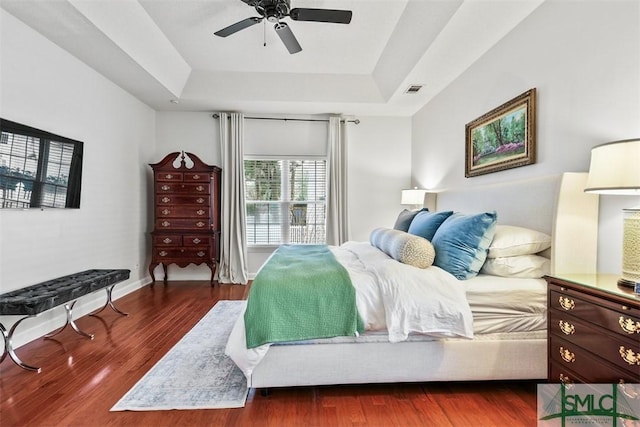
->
(214, 17), (262, 37)
(289, 8), (352, 24)
(274, 22), (302, 54)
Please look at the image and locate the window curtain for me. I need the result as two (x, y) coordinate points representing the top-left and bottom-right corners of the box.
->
(326, 116), (350, 245)
(218, 112), (249, 284)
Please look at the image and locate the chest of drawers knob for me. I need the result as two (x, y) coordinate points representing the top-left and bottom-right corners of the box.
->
(560, 346), (576, 363)
(620, 383), (639, 398)
(559, 320), (576, 335)
(559, 373), (574, 384)
(619, 346), (639, 365)
(619, 316), (640, 334)
(559, 296), (575, 310)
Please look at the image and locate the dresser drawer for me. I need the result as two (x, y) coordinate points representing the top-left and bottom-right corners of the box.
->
(156, 219), (210, 230)
(156, 183), (210, 194)
(183, 235), (211, 246)
(156, 195), (209, 206)
(156, 172), (183, 182)
(184, 172), (210, 182)
(550, 310), (640, 376)
(154, 247), (211, 260)
(153, 234), (182, 246)
(550, 289), (640, 338)
(156, 206), (210, 218)
(548, 360), (588, 384)
(549, 335), (640, 383)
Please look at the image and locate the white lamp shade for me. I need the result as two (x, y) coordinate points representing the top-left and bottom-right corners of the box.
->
(585, 139), (640, 195)
(401, 189), (426, 206)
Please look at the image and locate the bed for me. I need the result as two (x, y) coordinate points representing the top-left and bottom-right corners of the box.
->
(226, 173), (599, 389)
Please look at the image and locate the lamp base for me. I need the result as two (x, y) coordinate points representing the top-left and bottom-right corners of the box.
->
(620, 209), (640, 290)
(617, 277), (639, 288)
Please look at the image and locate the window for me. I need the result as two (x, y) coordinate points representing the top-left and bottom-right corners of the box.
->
(244, 158), (327, 245)
(0, 119), (83, 209)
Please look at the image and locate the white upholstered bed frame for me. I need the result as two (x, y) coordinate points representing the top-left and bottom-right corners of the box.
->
(247, 173), (599, 388)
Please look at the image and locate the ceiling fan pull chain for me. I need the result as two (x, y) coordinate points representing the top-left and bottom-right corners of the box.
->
(263, 20), (266, 47)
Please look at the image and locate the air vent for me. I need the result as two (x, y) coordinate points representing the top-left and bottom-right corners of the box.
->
(404, 84), (423, 94)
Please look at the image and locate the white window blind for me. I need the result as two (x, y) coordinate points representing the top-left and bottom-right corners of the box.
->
(244, 159), (327, 245)
(0, 131), (76, 208)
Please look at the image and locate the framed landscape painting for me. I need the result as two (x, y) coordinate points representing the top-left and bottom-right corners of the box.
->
(465, 88), (536, 177)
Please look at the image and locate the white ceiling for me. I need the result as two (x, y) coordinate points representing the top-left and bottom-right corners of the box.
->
(0, 0), (545, 116)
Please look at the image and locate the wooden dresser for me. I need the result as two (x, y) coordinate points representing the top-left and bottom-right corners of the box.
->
(545, 274), (640, 384)
(149, 152), (221, 285)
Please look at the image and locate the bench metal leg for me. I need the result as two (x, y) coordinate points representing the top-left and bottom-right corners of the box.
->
(1, 317), (42, 373)
(45, 300), (94, 340)
(89, 284), (128, 317)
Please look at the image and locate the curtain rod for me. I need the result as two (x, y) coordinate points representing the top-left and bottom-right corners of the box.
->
(212, 113), (359, 124)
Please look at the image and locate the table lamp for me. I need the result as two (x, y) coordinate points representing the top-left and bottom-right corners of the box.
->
(401, 188), (427, 210)
(584, 138), (640, 287)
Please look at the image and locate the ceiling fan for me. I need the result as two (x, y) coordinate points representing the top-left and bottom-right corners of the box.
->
(214, 0), (353, 54)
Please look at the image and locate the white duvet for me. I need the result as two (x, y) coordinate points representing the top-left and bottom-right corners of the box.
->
(225, 241), (474, 378)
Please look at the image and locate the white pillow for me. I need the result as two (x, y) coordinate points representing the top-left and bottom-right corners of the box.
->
(369, 228), (435, 269)
(481, 254), (550, 278)
(487, 225), (551, 258)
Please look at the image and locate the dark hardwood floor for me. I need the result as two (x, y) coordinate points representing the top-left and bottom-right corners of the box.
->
(0, 282), (540, 426)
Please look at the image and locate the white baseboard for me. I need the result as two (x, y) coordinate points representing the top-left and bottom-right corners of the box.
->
(1, 277), (150, 350)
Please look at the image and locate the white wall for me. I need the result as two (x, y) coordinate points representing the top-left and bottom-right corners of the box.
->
(348, 116), (412, 240)
(0, 10), (156, 346)
(154, 113), (412, 278)
(411, 0), (640, 273)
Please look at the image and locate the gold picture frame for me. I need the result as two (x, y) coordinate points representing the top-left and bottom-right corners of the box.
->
(465, 88), (536, 177)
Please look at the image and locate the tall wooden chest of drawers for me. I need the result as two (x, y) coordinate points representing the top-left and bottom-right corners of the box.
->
(545, 274), (639, 384)
(149, 152), (222, 285)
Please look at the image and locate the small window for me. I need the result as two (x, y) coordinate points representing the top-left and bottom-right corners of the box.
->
(244, 159), (326, 245)
(0, 119), (83, 208)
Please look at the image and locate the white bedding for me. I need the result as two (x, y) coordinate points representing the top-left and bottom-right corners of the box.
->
(226, 241), (545, 378)
(464, 274), (547, 334)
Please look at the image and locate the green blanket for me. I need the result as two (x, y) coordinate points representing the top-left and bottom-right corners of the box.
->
(244, 244), (364, 349)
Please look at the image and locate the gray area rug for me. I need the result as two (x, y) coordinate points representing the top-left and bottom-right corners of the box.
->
(111, 300), (248, 411)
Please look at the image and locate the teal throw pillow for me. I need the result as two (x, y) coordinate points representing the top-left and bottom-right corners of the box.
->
(407, 210), (454, 241)
(431, 211), (498, 280)
(393, 208), (428, 232)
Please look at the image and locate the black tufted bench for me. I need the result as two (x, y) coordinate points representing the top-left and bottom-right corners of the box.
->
(0, 269), (130, 372)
